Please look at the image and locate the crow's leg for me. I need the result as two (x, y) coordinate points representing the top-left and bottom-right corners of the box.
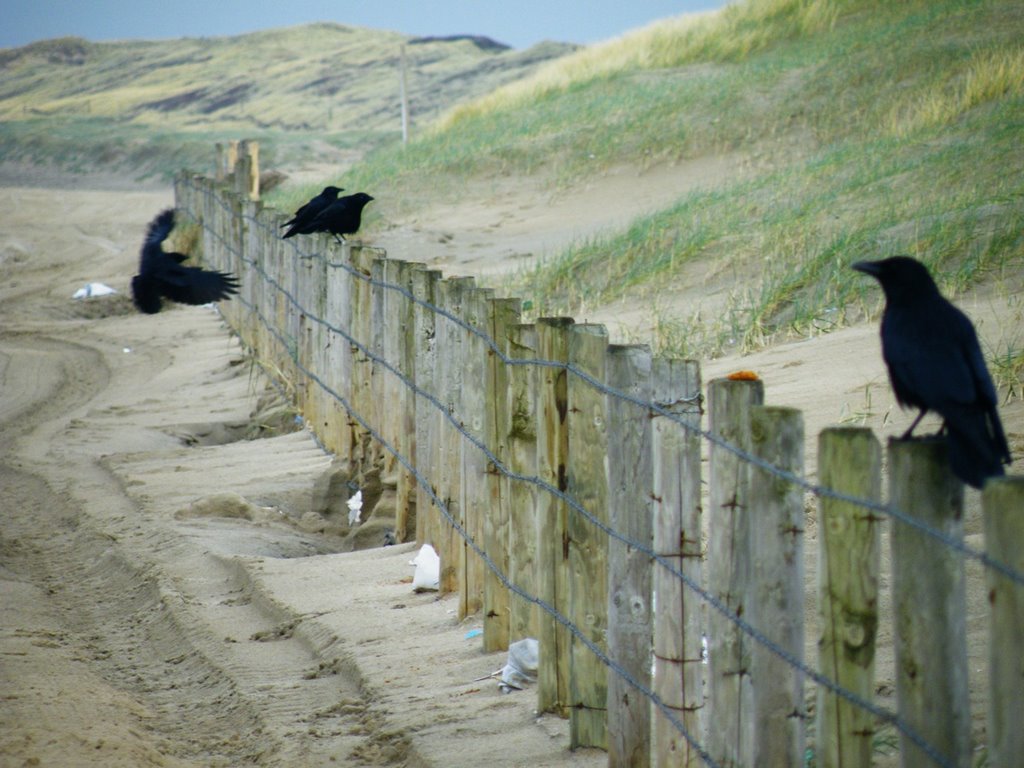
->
(900, 409), (927, 440)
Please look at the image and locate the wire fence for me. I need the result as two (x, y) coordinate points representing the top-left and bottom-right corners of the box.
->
(175, 169), (1022, 768)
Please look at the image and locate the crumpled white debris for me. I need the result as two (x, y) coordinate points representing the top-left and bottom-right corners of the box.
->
(410, 544), (440, 592)
(499, 638), (539, 693)
(346, 489), (363, 525)
(72, 282), (117, 299)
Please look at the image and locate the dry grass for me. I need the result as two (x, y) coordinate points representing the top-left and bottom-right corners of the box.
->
(889, 46), (1024, 136)
(436, 0), (840, 130)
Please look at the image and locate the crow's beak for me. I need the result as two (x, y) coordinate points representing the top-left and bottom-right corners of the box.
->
(852, 260), (880, 276)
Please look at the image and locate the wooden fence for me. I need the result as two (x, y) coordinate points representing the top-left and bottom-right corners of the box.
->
(175, 166), (1023, 768)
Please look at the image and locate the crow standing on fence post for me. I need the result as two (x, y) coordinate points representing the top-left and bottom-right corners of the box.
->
(280, 185), (344, 231)
(853, 255), (1011, 488)
(131, 209), (239, 314)
(282, 191), (374, 243)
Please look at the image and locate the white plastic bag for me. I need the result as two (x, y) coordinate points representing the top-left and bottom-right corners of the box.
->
(499, 638), (539, 693)
(72, 282), (117, 299)
(410, 544), (440, 592)
(346, 489), (363, 525)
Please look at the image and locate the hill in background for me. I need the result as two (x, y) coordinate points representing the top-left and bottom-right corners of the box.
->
(0, 23), (575, 182)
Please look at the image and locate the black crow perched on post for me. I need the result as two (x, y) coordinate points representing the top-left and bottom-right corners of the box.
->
(853, 255), (1011, 488)
(283, 192), (374, 243)
(280, 185), (343, 231)
(131, 209), (239, 314)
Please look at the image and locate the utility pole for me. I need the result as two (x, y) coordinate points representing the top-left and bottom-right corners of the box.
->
(399, 44), (409, 144)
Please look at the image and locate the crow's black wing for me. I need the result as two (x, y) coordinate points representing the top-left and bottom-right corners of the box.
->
(131, 273), (164, 314)
(137, 209), (176, 273)
(281, 187), (343, 234)
(282, 201), (312, 228)
(144, 209), (175, 247)
(158, 263), (239, 307)
(882, 291), (1009, 487)
(305, 198), (346, 234)
(880, 298), (977, 413)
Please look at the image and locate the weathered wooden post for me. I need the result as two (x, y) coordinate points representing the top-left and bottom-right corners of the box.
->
(294, 227), (319, 412)
(535, 318), (574, 717)
(567, 323), (610, 750)
(482, 297), (521, 651)
(239, 139), (259, 200)
(348, 245), (377, 474)
(651, 358), (704, 768)
(606, 344), (653, 767)
(280, 221), (301, 387)
(304, 249), (330, 439)
(889, 437), (970, 768)
(394, 260), (426, 542)
(228, 191), (252, 344)
(412, 268), (442, 546)
(435, 277), (474, 594)
(706, 375), (764, 767)
(507, 324), (539, 644)
(748, 406), (806, 767)
(322, 246), (355, 459)
(459, 286), (492, 619)
(816, 426), (882, 768)
(982, 476), (1024, 768)
(215, 140), (238, 181)
(376, 258), (401, 480)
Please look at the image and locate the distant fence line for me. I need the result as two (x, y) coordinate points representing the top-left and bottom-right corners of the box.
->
(175, 163), (1023, 768)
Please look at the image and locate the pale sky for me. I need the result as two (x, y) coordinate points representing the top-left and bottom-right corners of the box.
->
(2, 1), (729, 51)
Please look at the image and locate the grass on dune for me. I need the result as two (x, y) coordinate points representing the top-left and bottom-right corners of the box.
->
(326, 0), (1024, 363)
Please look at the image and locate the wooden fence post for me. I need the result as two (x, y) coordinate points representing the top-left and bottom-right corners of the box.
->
(304, 250), (330, 440)
(483, 298), (522, 651)
(983, 476), (1024, 767)
(295, 235), (318, 412)
(651, 358), (704, 768)
(816, 426), (882, 768)
(889, 438), (970, 768)
(411, 268), (441, 546)
(239, 139), (259, 200)
(279, 220), (300, 388)
(459, 286), (492, 619)
(377, 258), (403, 483)
(567, 323), (610, 750)
(215, 141), (237, 181)
(435, 277), (474, 594)
(535, 318), (574, 717)
(748, 405), (806, 767)
(606, 344), (654, 767)
(507, 324), (539, 644)
(706, 376), (764, 768)
(322, 244), (350, 458)
(393, 260), (425, 543)
(349, 246), (378, 475)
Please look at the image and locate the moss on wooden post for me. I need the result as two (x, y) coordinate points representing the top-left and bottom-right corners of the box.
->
(458, 286), (492, 619)
(535, 317), (574, 717)
(816, 426), (881, 768)
(482, 298), (521, 651)
(566, 323), (610, 750)
(748, 405), (805, 768)
(507, 324), (539, 644)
